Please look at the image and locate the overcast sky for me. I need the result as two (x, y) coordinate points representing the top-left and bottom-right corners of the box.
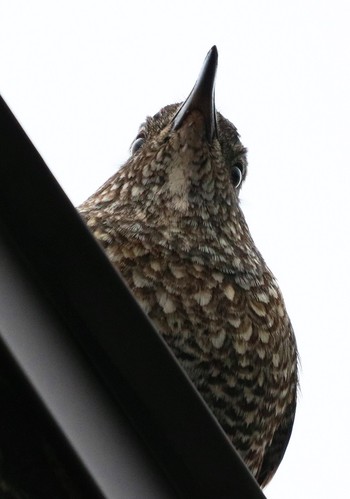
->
(1, 1), (350, 498)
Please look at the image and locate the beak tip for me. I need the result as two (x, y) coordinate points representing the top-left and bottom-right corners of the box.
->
(209, 45), (218, 62)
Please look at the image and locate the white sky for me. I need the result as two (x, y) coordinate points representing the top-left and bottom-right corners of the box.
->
(1, 1), (350, 497)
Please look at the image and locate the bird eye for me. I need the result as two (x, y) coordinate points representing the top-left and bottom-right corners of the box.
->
(131, 136), (145, 155)
(231, 164), (243, 188)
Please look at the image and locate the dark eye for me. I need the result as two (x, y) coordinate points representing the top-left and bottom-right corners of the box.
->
(131, 136), (145, 154)
(231, 164), (243, 188)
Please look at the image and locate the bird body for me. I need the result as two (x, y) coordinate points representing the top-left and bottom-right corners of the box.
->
(79, 47), (298, 487)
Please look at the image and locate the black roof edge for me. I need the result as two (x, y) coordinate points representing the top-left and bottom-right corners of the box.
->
(0, 95), (267, 499)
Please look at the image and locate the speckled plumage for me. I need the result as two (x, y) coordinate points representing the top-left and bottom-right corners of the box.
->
(79, 47), (298, 487)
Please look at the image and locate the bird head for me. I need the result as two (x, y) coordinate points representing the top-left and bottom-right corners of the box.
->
(119, 46), (248, 223)
(82, 46), (262, 274)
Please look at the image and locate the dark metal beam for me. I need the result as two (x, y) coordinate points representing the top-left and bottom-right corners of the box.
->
(0, 95), (266, 499)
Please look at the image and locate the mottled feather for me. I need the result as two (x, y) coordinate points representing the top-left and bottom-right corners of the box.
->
(79, 55), (298, 487)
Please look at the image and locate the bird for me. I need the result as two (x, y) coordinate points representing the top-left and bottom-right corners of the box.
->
(79, 46), (298, 487)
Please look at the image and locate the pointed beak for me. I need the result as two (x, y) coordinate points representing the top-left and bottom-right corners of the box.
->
(173, 46), (218, 142)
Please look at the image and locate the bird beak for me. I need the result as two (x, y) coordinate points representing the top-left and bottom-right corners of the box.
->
(173, 46), (218, 142)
